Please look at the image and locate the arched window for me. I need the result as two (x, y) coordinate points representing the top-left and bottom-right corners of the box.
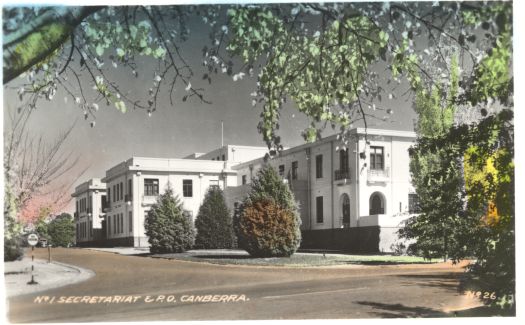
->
(341, 194), (350, 226)
(369, 192), (385, 215)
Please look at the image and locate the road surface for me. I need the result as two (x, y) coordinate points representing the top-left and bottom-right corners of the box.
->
(6, 248), (481, 322)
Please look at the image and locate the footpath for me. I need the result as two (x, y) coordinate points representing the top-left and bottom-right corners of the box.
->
(4, 256), (94, 297)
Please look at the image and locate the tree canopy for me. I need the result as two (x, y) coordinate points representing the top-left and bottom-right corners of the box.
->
(3, 2), (512, 149)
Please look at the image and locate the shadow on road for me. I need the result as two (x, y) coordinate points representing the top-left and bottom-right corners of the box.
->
(335, 260), (435, 265)
(394, 273), (466, 292)
(192, 255), (253, 259)
(355, 301), (448, 318)
(128, 253), (153, 257)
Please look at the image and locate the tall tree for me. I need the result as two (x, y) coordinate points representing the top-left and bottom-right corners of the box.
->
(4, 107), (86, 223)
(194, 187), (235, 249)
(399, 55), (462, 259)
(407, 111), (514, 310)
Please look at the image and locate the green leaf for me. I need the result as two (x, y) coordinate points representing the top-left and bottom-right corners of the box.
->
(129, 25), (138, 39)
(95, 44), (104, 57)
(154, 47), (166, 58)
(115, 100), (127, 113)
(116, 48), (125, 57)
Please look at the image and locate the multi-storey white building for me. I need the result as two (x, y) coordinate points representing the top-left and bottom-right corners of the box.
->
(72, 178), (107, 245)
(99, 157), (241, 247)
(73, 128), (418, 252)
(230, 128), (418, 252)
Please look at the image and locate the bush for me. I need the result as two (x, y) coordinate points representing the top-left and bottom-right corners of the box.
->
(194, 187), (235, 249)
(237, 197), (300, 257)
(145, 186), (195, 254)
(48, 213), (75, 247)
(235, 165), (301, 257)
(4, 236), (24, 261)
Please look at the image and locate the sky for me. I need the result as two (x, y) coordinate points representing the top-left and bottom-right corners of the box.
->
(3, 3), (420, 216)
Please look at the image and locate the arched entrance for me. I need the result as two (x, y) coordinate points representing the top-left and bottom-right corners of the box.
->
(341, 194), (350, 227)
(369, 192), (385, 215)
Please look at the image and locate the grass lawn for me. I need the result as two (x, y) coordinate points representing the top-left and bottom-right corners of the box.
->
(153, 250), (440, 267)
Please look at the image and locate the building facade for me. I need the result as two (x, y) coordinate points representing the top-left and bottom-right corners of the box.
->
(73, 128), (418, 252)
(72, 179), (107, 246)
(98, 157), (239, 247)
(229, 128), (417, 252)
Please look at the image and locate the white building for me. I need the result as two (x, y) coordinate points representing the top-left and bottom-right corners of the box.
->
(98, 156), (242, 247)
(229, 128), (418, 252)
(73, 128), (418, 252)
(72, 178), (107, 245)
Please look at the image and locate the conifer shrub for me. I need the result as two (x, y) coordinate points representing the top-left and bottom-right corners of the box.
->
(194, 187), (235, 249)
(234, 165), (301, 257)
(145, 186), (195, 253)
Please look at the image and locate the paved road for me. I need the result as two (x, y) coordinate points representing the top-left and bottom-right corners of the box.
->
(7, 248), (481, 322)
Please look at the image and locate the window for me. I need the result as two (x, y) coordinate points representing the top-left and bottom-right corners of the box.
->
(316, 196), (324, 223)
(369, 192), (385, 215)
(242, 175), (247, 185)
(342, 194), (350, 225)
(120, 182), (123, 200)
(292, 161), (298, 180)
(316, 155), (323, 178)
(107, 188), (111, 204)
(120, 214), (124, 234)
(129, 211), (133, 232)
(128, 179), (132, 197)
(278, 165), (285, 177)
(113, 185), (116, 202)
(183, 179), (193, 197)
(409, 193), (421, 213)
(89, 221), (93, 237)
(144, 179), (159, 196)
(370, 146), (384, 170)
(76, 201), (79, 213)
(222, 154), (226, 161)
(340, 149), (349, 172)
(107, 218), (111, 237)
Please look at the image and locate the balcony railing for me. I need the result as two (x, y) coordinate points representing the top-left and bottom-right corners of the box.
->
(334, 169), (351, 181)
(367, 167), (390, 182)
